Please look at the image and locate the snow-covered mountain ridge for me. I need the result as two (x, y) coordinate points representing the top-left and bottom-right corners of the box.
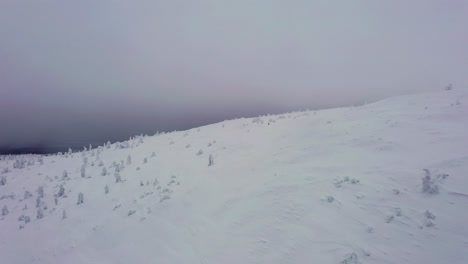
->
(1, 89), (468, 264)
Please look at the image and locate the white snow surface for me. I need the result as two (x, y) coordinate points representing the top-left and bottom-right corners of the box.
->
(1, 89), (468, 264)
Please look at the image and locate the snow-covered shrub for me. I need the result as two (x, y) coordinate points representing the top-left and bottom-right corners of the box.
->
(105, 185), (109, 194)
(327, 196), (334, 203)
(36, 197), (41, 208)
(57, 185), (65, 197)
(395, 207), (402, 216)
(115, 172), (121, 183)
(2, 205), (8, 216)
(252, 117), (264, 124)
(208, 154), (214, 166)
(186, 144), (191, 148)
(422, 169), (439, 194)
(143, 158), (147, 164)
(127, 155), (132, 165)
(77, 192), (84, 205)
(341, 252), (358, 264)
(386, 215), (395, 223)
(0, 176), (6, 186)
(81, 164), (86, 178)
(98, 160), (104, 167)
(24, 215), (30, 223)
(23, 191), (32, 200)
(38, 156), (43, 165)
(62, 210), (67, 219)
(128, 210), (136, 216)
(13, 159), (26, 169)
(196, 149), (203, 156)
(37, 208), (44, 219)
(101, 167), (107, 176)
(106, 141), (111, 149)
(425, 210), (436, 220)
(37, 186), (44, 198)
(151, 152), (156, 157)
(1, 167), (9, 174)
(62, 170), (68, 179)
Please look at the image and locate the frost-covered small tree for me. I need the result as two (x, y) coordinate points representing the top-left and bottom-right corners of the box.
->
(208, 154), (214, 167)
(0, 176), (6, 186)
(57, 185), (65, 197)
(77, 192), (84, 205)
(105, 185), (109, 194)
(38, 156), (44, 165)
(422, 169), (439, 194)
(143, 158), (147, 164)
(37, 208), (44, 219)
(115, 172), (121, 183)
(24, 215), (30, 223)
(68, 148), (73, 155)
(83, 157), (88, 165)
(81, 164), (86, 178)
(36, 197), (41, 208)
(101, 167), (107, 176)
(62, 170), (68, 179)
(127, 155), (132, 165)
(98, 160), (104, 167)
(196, 149), (203, 156)
(24, 191), (32, 200)
(151, 152), (156, 157)
(2, 205), (8, 216)
(37, 186), (44, 198)
(62, 210), (67, 219)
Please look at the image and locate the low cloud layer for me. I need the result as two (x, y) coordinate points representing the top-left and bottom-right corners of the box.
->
(1, 1), (467, 152)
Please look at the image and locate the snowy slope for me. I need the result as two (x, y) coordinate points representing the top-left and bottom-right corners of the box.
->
(1, 89), (468, 264)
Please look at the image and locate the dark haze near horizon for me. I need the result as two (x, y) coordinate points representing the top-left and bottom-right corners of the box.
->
(1, 1), (467, 154)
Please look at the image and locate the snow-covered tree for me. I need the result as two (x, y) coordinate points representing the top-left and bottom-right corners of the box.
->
(81, 164), (86, 178)
(101, 167), (107, 176)
(115, 172), (121, 183)
(37, 208), (44, 219)
(208, 154), (214, 166)
(127, 155), (132, 165)
(37, 186), (44, 198)
(23, 191), (32, 200)
(151, 152), (156, 157)
(57, 185), (65, 197)
(62, 170), (68, 179)
(2, 205), (8, 216)
(98, 160), (104, 167)
(62, 210), (67, 219)
(143, 158), (148, 164)
(0, 176), (6, 185)
(77, 192), (84, 205)
(105, 185), (109, 194)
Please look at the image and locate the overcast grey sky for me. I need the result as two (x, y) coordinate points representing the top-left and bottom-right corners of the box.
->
(1, 0), (467, 152)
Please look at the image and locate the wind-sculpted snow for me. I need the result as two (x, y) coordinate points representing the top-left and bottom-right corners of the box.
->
(1, 89), (468, 263)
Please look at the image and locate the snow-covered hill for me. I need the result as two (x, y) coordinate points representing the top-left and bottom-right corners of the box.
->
(1, 89), (468, 264)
